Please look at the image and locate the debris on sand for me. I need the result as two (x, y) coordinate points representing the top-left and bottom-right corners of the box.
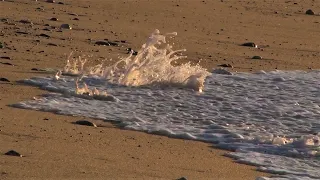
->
(75, 120), (97, 127)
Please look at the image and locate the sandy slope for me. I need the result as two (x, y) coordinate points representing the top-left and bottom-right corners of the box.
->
(0, 0), (319, 179)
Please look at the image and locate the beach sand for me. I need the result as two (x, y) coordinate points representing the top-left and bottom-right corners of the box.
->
(0, 0), (319, 179)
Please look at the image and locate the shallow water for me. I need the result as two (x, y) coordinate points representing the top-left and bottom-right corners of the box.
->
(14, 70), (320, 179)
(13, 30), (320, 179)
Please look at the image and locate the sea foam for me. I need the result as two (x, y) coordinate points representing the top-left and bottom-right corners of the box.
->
(13, 30), (320, 180)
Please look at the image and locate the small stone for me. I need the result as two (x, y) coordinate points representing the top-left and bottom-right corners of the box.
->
(1, 62), (14, 66)
(39, 33), (50, 38)
(46, 0), (55, 3)
(58, 2), (64, 4)
(19, 20), (33, 25)
(75, 120), (97, 127)
(218, 63), (233, 68)
(50, 17), (58, 21)
(4, 150), (23, 157)
(212, 68), (233, 75)
(252, 56), (262, 59)
(0, 56), (11, 60)
(0, 42), (3, 48)
(60, 24), (72, 29)
(306, 9), (315, 15)
(16, 31), (29, 35)
(241, 42), (257, 48)
(95, 41), (119, 46)
(126, 48), (138, 55)
(73, 18), (79, 21)
(176, 177), (187, 180)
(0, 78), (10, 82)
(47, 43), (58, 46)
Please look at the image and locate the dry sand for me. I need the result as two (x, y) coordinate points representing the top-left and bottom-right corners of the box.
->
(0, 0), (319, 179)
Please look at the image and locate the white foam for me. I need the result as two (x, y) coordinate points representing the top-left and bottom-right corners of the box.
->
(12, 30), (320, 180)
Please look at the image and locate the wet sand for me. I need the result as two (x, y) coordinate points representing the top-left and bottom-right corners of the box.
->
(0, 0), (319, 179)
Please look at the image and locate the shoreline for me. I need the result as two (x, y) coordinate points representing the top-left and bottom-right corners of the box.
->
(1, 0), (319, 179)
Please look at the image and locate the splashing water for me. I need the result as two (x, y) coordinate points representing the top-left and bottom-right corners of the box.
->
(63, 29), (210, 92)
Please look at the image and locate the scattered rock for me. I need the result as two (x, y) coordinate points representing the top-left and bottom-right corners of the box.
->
(212, 68), (233, 75)
(50, 17), (58, 21)
(16, 31), (29, 35)
(73, 18), (79, 21)
(0, 78), (10, 82)
(218, 63), (233, 68)
(19, 20), (33, 25)
(43, 118), (49, 120)
(241, 42), (257, 48)
(39, 33), (50, 38)
(46, 0), (55, 3)
(0, 42), (3, 48)
(68, 13), (79, 16)
(306, 9), (315, 15)
(176, 177), (187, 180)
(95, 40), (119, 46)
(74, 120), (97, 127)
(47, 43), (58, 46)
(60, 24), (72, 29)
(1, 62), (14, 66)
(1, 18), (9, 23)
(58, 2), (64, 4)
(36, 7), (45, 11)
(126, 48), (138, 55)
(252, 56), (262, 59)
(4, 150), (23, 157)
(0, 56), (11, 60)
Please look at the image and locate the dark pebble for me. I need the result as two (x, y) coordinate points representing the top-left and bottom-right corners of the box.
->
(241, 42), (256, 47)
(126, 48), (138, 55)
(218, 63), (233, 68)
(47, 43), (58, 46)
(58, 2), (64, 4)
(19, 20), (33, 24)
(16, 31), (29, 35)
(176, 177), (187, 180)
(95, 41), (119, 46)
(60, 24), (72, 29)
(73, 18), (79, 21)
(1, 56), (11, 60)
(74, 120), (97, 127)
(39, 33), (50, 38)
(50, 17), (58, 21)
(1, 62), (14, 66)
(252, 56), (262, 59)
(4, 150), (23, 157)
(47, 0), (55, 3)
(306, 9), (315, 15)
(0, 78), (10, 82)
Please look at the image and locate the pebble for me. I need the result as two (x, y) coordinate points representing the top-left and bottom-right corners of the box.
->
(0, 56), (11, 60)
(306, 9), (315, 15)
(241, 42), (257, 48)
(176, 177), (187, 180)
(252, 56), (262, 59)
(95, 40), (119, 46)
(47, 43), (58, 46)
(212, 68), (233, 75)
(39, 33), (50, 38)
(0, 42), (3, 48)
(73, 18), (79, 21)
(75, 120), (97, 127)
(50, 17), (58, 21)
(0, 77), (10, 82)
(1, 62), (14, 66)
(4, 150), (23, 157)
(19, 20), (33, 25)
(60, 24), (72, 29)
(46, 0), (55, 3)
(218, 63), (233, 68)
(126, 48), (138, 55)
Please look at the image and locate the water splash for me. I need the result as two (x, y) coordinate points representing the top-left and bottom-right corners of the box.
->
(62, 29), (210, 92)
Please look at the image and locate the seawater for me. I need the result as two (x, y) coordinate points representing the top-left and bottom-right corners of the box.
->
(13, 30), (320, 180)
